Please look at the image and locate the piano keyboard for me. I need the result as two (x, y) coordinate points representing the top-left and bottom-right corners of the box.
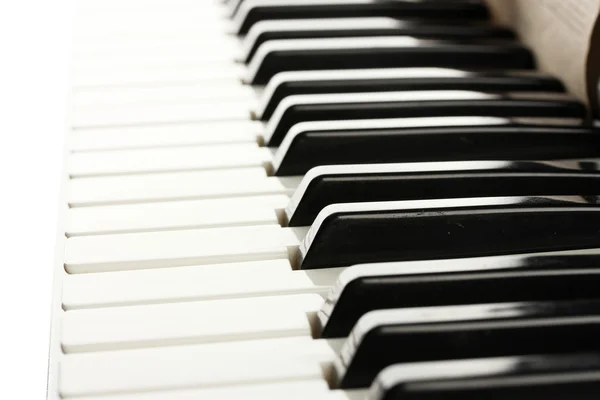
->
(48, 0), (600, 398)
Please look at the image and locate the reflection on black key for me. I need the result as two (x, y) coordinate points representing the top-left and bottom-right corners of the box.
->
(246, 37), (535, 85)
(243, 19), (515, 63)
(370, 353), (600, 400)
(298, 196), (600, 270)
(257, 69), (564, 120)
(318, 249), (600, 337)
(264, 91), (585, 146)
(273, 117), (600, 176)
(335, 299), (600, 388)
(286, 160), (600, 226)
(234, 0), (490, 35)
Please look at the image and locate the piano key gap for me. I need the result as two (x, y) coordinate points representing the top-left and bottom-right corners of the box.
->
(275, 207), (289, 227)
(287, 245), (301, 270)
(306, 309), (327, 339)
(320, 361), (340, 390)
(263, 161), (275, 176)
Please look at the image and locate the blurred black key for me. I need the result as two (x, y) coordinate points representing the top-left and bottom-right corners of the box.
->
(264, 91), (585, 146)
(257, 69), (564, 120)
(242, 18), (515, 63)
(318, 248), (600, 337)
(336, 299), (600, 388)
(370, 353), (600, 400)
(286, 160), (600, 226)
(233, 0), (490, 35)
(246, 37), (535, 85)
(298, 196), (600, 269)
(273, 117), (600, 176)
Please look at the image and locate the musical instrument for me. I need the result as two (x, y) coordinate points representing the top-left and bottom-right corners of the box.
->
(48, 1), (600, 399)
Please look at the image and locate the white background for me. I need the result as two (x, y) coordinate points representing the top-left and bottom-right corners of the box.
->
(0, 1), (74, 397)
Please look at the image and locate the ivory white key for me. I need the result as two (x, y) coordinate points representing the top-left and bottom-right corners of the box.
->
(60, 336), (344, 397)
(72, 82), (256, 108)
(72, 53), (240, 74)
(74, 36), (240, 57)
(64, 225), (307, 273)
(72, 64), (245, 90)
(66, 381), (363, 400)
(74, 12), (233, 38)
(69, 121), (263, 152)
(71, 100), (251, 129)
(65, 194), (289, 237)
(68, 144), (272, 178)
(66, 169), (301, 207)
(63, 259), (343, 309)
(61, 293), (323, 352)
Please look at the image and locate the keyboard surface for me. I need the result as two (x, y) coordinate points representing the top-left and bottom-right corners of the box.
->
(48, 1), (600, 399)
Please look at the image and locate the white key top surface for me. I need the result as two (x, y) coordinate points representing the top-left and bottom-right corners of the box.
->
(60, 336), (341, 397)
(73, 63), (245, 87)
(66, 381), (362, 400)
(72, 99), (251, 128)
(69, 121), (262, 152)
(61, 293), (323, 352)
(63, 259), (342, 309)
(66, 194), (288, 237)
(68, 144), (273, 177)
(72, 82), (255, 108)
(66, 168), (298, 207)
(64, 225), (307, 273)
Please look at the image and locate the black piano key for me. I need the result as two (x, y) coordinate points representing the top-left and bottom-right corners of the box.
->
(318, 249), (600, 338)
(233, 0), (490, 35)
(336, 299), (600, 388)
(286, 160), (600, 226)
(264, 91), (585, 146)
(243, 19), (515, 64)
(370, 354), (600, 400)
(246, 38), (535, 85)
(298, 196), (600, 270)
(257, 69), (564, 121)
(273, 118), (600, 176)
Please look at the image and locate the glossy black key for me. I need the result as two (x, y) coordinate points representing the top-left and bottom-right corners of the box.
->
(286, 160), (600, 226)
(242, 18), (515, 64)
(318, 249), (600, 337)
(264, 91), (585, 146)
(273, 118), (600, 176)
(233, 0), (490, 35)
(257, 69), (564, 121)
(370, 353), (600, 400)
(336, 299), (600, 388)
(298, 196), (600, 270)
(246, 37), (535, 85)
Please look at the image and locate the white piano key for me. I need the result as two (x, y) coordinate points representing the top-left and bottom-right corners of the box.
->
(73, 53), (240, 73)
(61, 293), (323, 353)
(66, 169), (301, 207)
(74, 11), (233, 37)
(72, 64), (245, 90)
(74, 35), (240, 57)
(68, 144), (272, 178)
(71, 100), (251, 130)
(66, 194), (289, 237)
(66, 381), (363, 400)
(60, 336), (341, 397)
(69, 121), (262, 152)
(64, 225), (307, 273)
(62, 259), (343, 309)
(72, 82), (255, 108)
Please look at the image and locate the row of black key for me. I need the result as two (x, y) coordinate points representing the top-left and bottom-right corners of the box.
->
(220, 0), (600, 397)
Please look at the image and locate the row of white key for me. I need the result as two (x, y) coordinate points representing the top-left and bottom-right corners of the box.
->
(59, 0), (371, 399)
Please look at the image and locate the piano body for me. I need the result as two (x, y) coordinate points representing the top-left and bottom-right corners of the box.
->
(48, 0), (600, 399)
